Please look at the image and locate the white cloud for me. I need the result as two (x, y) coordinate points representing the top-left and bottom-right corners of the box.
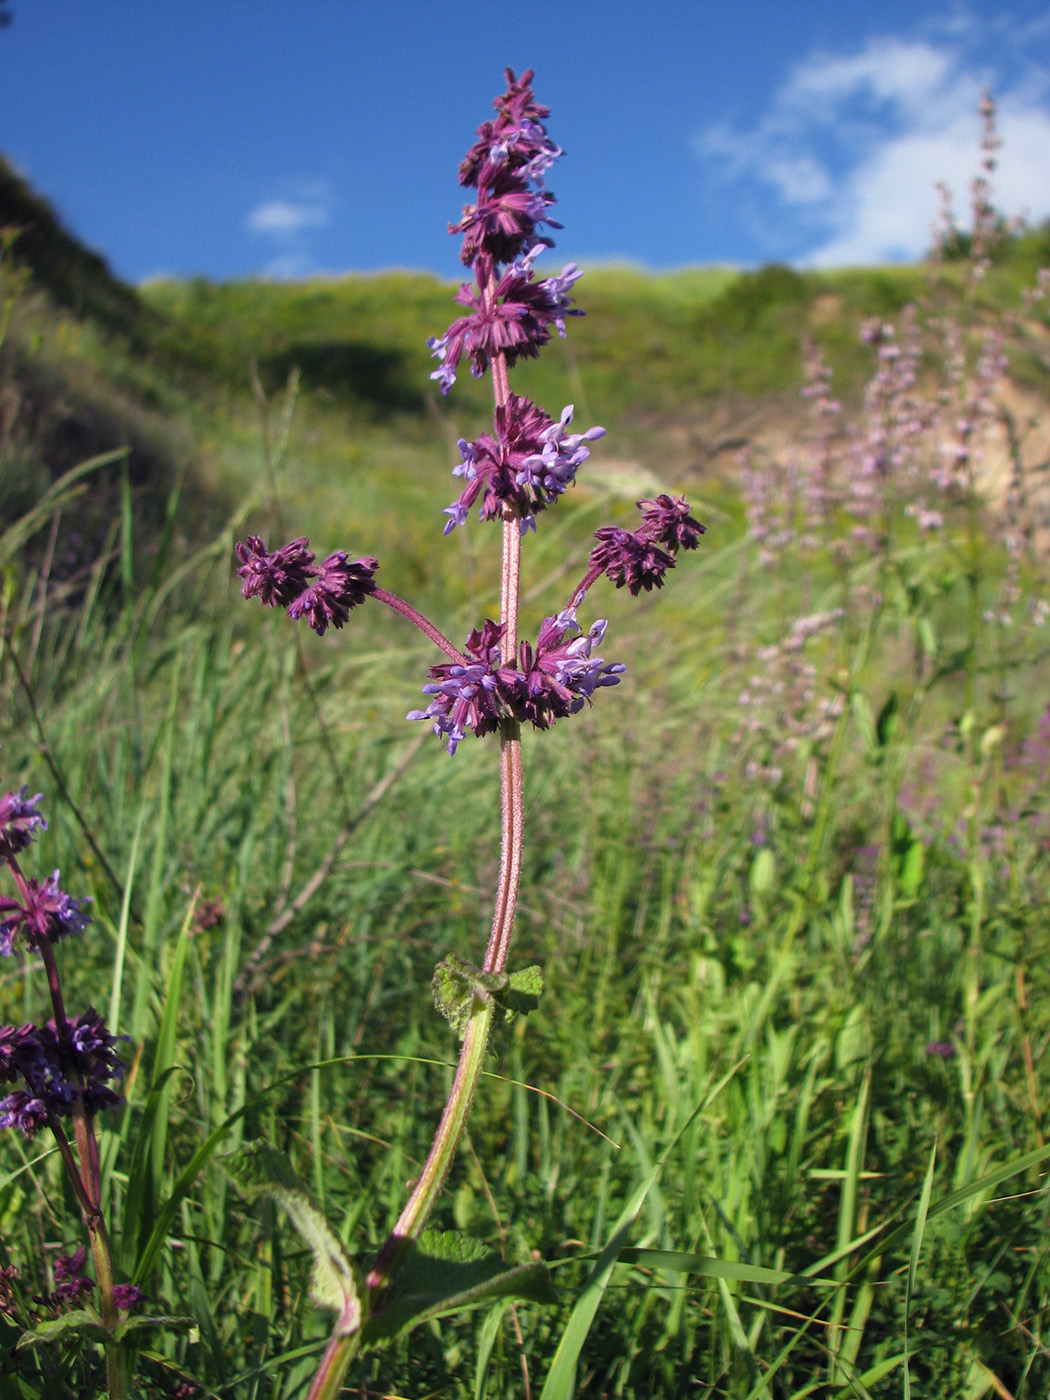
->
(694, 29), (1050, 267)
(244, 181), (334, 277)
(246, 199), (330, 238)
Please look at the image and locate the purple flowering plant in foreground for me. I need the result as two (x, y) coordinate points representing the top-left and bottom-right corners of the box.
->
(234, 70), (702, 1397)
(0, 786), (145, 1395)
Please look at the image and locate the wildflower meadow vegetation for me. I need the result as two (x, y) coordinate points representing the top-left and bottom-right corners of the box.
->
(1, 73), (1049, 1400)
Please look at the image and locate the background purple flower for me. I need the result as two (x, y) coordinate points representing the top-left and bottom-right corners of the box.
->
(0, 788), (47, 860)
(0, 871), (91, 955)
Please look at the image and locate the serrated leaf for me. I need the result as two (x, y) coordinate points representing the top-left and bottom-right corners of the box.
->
(362, 1235), (555, 1350)
(17, 1310), (109, 1349)
(222, 1139), (363, 1332)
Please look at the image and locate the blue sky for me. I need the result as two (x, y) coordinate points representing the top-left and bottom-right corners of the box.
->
(1, 1), (1048, 283)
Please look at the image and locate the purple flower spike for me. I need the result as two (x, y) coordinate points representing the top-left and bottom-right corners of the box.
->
(408, 612), (625, 754)
(286, 552), (379, 636)
(112, 1284), (144, 1312)
(590, 527), (676, 595)
(0, 1089), (49, 1135)
(0, 1022), (42, 1084)
(453, 69), (563, 269)
(517, 405), (605, 504)
(0, 870), (91, 955)
(428, 262), (582, 393)
(452, 167), (560, 268)
(0, 788), (48, 860)
(235, 535), (316, 607)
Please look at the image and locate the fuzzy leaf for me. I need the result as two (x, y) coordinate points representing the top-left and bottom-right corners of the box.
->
(17, 1310), (109, 1349)
(433, 954), (506, 1037)
(222, 1139), (363, 1333)
(433, 956), (545, 1034)
(362, 1233), (555, 1349)
(499, 965), (544, 1018)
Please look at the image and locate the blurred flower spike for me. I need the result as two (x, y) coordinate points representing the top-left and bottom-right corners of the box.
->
(0, 789), (126, 1138)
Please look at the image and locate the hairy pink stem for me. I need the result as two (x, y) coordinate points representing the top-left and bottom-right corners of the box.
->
(371, 586), (468, 662)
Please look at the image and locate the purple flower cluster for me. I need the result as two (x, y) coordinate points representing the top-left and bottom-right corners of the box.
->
(426, 68), (582, 398)
(0, 788), (126, 1138)
(0, 787), (47, 859)
(442, 393), (605, 535)
(35, 1247), (142, 1315)
(235, 536), (378, 635)
(50, 1247), (95, 1308)
(0, 1007), (126, 1136)
(587, 494), (706, 595)
(427, 251), (583, 395)
(426, 69), (599, 535)
(408, 612), (625, 755)
(0, 869), (91, 955)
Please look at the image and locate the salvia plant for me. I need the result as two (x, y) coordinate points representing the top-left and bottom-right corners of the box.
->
(229, 69), (702, 1398)
(0, 67), (702, 1400)
(0, 788), (163, 1398)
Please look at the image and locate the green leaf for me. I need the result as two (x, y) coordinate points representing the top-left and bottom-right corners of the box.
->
(17, 1310), (109, 1349)
(475, 1299), (516, 1400)
(222, 1139), (364, 1334)
(875, 691), (899, 749)
(900, 838), (925, 899)
(362, 1234), (555, 1349)
(113, 1313), (199, 1345)
(500, 965), (544, 1018)
(749, 847), (775, 898)
(433, 954), (504, 1037)
(433, 955), (544, 1036)
(850, 693), (877, 759)
(904, 1141), (937, 1400)
(618, 1248), (839, 1288)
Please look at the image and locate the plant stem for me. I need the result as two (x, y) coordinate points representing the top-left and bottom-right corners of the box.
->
(372, 586), (467, 663)
(37, 930), (125, 1398)
(364, 339), (525, 1306)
